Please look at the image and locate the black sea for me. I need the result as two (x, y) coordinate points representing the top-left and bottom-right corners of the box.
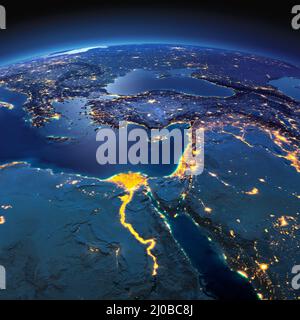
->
(106, 68), (234, 97)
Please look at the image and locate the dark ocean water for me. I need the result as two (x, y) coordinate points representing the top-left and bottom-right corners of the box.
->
(106, 68), (234, 97)
(0, 87), (182, 178)
(269, 77), (300, 101)
(167, 215), (257, 300)
(0, 88), (45, 162)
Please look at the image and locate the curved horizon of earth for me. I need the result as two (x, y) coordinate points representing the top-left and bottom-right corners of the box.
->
(0, 44), (299, 300)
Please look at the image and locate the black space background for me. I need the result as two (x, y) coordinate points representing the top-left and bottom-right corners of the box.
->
(1, 0), (297, 28)
(0, 0), (299, 64)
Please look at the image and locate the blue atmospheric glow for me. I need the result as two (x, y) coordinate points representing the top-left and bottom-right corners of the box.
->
(2, 37), (300, 68)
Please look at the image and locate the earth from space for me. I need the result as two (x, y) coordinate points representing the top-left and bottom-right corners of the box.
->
(0, 44), (299, 300)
